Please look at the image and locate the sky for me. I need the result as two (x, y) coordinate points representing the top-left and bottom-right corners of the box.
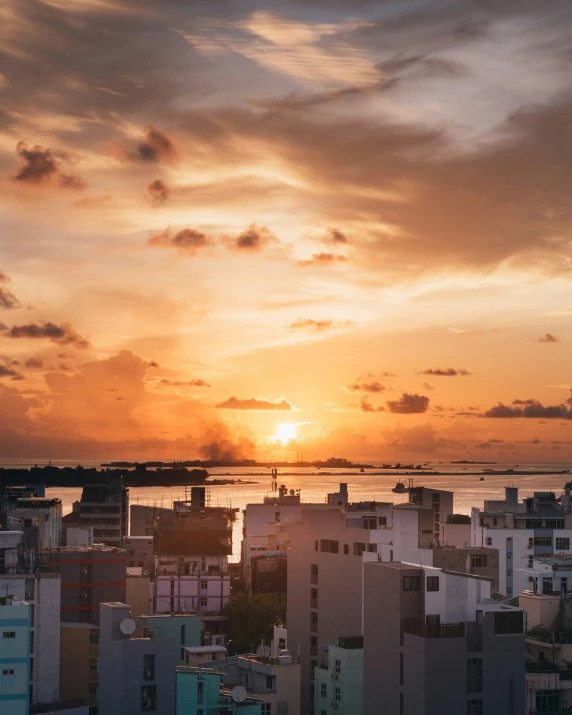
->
(1, 0), (572, 462)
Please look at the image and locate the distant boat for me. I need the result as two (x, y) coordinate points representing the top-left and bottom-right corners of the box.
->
(360, 467), (365, 473)
(392, 481), (407, 494)
(480, 477), (485, 481)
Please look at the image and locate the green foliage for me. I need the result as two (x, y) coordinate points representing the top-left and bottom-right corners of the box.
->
(223, 592), (286, 655)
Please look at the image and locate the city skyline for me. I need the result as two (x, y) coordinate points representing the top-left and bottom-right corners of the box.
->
(2, 0), (572, 461)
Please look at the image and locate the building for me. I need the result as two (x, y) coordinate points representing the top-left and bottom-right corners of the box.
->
(6, 497), (62, 550)
(314, 636), (363, 715)
(126, 573), (152, 617)
(183, 645), (228, 667)
(29, 700), (89, 715)
(0, 597), (31, 715)
(65, 526), (94, 547)
(176, 666), (264, 715)
(124, 536), (154, 575)
(43, 546), (127, 625)
(98, 602), (178, 715)
(407, 486), (454, 539)
(432, 545), (500, 594)
(141, 613), (202, 662)
(471, 484), (572, 596)
(518, 555), (572, 597)
(130, 504), (173, 537)
(154, 488), (231, 615)
(74, 476), (129, 548)
(363, 562), (525, 715)
(0, 530), (61, 706)
(59, 623), (100, 714)
(251, 553), (287, 594)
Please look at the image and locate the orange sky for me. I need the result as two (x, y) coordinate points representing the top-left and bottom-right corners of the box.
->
(1, 0), (572, 462)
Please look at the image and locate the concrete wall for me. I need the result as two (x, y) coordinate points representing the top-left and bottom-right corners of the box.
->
(126, 576), (151, 617)
(0, 600), (31, 715)
(59, 623), (99, 711)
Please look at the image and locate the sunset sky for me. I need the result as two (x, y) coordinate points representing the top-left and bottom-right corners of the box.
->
(1, 0), (572, 462)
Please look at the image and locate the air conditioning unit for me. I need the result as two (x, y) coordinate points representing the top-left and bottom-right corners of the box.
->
(81, 568), (88, 575)
(144, 670), (153, 678)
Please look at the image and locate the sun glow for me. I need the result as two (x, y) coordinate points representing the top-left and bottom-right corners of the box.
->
(273, 422), (299, 445)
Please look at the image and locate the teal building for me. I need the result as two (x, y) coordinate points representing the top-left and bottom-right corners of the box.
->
(176, 666), (263, 714)
(0, 598), (32, 715)
(314, 636), (363, 715)
(142, 613), (202, 661)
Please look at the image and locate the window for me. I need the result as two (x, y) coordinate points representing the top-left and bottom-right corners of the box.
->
(334, 659), (341, 674)
(320, 683), (327, 698)
(320, 539), (339, 554)
(542, 577), (554, 595)
(143, 654), (155, 681)
(262, 705), (271, 715)
(198, 681), (204, 704)
(470, 554), (487, 568)
(562, 578), (568, 594)
(311, 589), (318, 608)
(494, 611), (523, 635)
(343, 544), (349, 555)
(353, 542), (366, 556)
(363, 516), (377, 530)
(266, 675), (275, 690)
(485, 537), (492, 546)
(25, 578), (35, 600)
(334, 687), (341, 701)
(141, 684), (157, 711)
(275, 511), (280, 522)
(367, 544), (377, 553)
(180, 624), (186, 645)
(400, 653), (403, 686)
(426, 576), (439, 591)
(89, 634), (99, 645)
(89, 660), (98, 671)
(403, 576), (420, 591)
(311, 636), (318, 656)
(534, 537), (553, 548)
(200, 597), (207, 608)
(2, 669), (14, 675)
(556, 537), (570, 550)
(492, 518), (497, 527)
(467, 700), (483, 715)
(2, 632), (15, 639)
(315, 541), (318, 551)
(467, 659), (483, 693)
(379, 516), (387, 526)
(311, 612), (318, 631)
(311, 564), (318, 584)
(528, 556), (534, 568)
(200, 580), (208, 590)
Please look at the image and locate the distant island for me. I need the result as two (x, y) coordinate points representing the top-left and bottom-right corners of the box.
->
(102, 457), (377, 469)
(451, 460), (497, 465)
(0, 464), (256, 488)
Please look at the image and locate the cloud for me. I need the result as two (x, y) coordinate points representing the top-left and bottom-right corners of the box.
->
(360, 396), (385, 412)
(228, 224), (276, 252)
(420, 368), (471, 376)
(423, 382), (434, 390)
(148, 179), (170, 205)
(0, 363), (22, 380)
(347, 380), (385, 393)
(484, 394), (572, 419)
(537, 333), (560, 343)
(13, 142), (86, 189)
(326, 228), (349, 244)
(287, 318), (354, 332)
(386, 393), (430, 414)
(3, 322), (90, 349)
(215, 396), (294, 410)
(25, 357), (44, 369)
(136, 125), (178, 163)
(0, 273), (22, 310)
(149, 227), (212, 255)
(160, 378), (211, 387)
(297, 253), (347, 267)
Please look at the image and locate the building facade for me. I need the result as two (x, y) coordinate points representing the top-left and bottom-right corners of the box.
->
(314, 637), (363, 715)
(176, 666), (263, 714)
(0, 598), (31, 715)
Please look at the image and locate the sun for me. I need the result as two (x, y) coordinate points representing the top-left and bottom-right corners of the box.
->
(274, 422), (299, 445)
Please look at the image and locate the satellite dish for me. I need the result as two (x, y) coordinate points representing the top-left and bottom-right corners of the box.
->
(120, 618), (136, 635)
(256, 644), (271, 658)
(231, 685), (247, 704)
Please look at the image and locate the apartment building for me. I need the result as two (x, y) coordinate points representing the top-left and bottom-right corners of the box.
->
(0, 530), (61, 706)
(471, 484), (572, 596)
(314, 636), (363, 715)
(176, 666), (264, 714)
(59, 622), (100, 714)
(69, 476), (129, 548)
(98, 602), (178, 715)
(0, 597), (31, 715)
(363, 562), (525, 715)
(43, 546), (127, 625)
(123, 536), (154, 575)
(6, 496), (62, 550)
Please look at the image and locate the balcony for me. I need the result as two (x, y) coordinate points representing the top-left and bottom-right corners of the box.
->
(404, 619), (466, 639)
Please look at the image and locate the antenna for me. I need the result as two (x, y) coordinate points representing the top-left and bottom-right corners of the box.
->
(231, 685), (247, 703)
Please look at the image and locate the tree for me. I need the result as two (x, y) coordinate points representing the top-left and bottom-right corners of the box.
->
(223, 592), (286, 655)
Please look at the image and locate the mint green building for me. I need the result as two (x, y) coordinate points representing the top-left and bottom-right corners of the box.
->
(0, 598), (31, 715)
(176, 666), (263, 714)
(142, 613), (202, 661)
(314, 636), (363, 715)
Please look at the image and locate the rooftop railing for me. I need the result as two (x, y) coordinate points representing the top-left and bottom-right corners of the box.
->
(404, 618), (466, 639)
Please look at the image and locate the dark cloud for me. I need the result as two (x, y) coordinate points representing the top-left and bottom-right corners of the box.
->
(484, 394), (572, 419)
(0, 273), (22, 310)
(25, 357), (44, 369)
(148, 361), (160, 368)
(537, 333), (560, 343)
(423, 382), (434, 390)
(360, 396), (385, 412)
(230, 225), (275, 252)
(327, 228), (349, 244)
(297, 253), (348, 267)
(136, 126), (178, 163)
(386, 393), (430, 414)
(13, 142), (86, 189)
(0, 364), (22, 380)
(160, 378), (211, 387)
(420, 368), (472, 376)
(348, 380), (385, 393)
(3, 322), (90, 349)
(287, 319), (354, 332)
(149, 227), (212, 255)
(148, 179), (170, 205)
(215, 396), (293, 411)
